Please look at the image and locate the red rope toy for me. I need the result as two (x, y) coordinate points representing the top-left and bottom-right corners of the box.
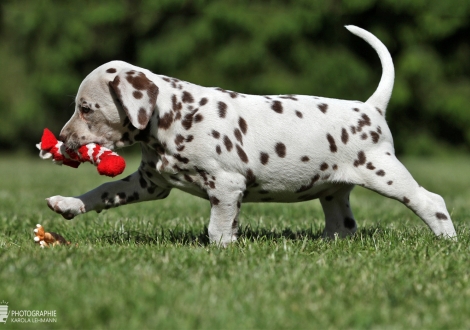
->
(37, 128), (126, 177)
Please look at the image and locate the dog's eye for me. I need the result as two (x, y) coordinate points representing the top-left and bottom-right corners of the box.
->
(80, 105), (92, 114)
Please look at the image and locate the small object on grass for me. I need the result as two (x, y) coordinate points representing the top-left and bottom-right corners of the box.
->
(33, 224), (70, 248)
(36, 128), (126, 177)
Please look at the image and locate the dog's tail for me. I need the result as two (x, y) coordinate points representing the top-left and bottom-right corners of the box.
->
(345, 25), (395, 113)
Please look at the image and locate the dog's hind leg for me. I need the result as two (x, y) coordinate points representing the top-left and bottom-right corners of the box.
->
(353, 151), (457, 239)
(320, 184), (357, 238)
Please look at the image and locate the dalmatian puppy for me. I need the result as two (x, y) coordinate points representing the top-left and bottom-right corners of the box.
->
(47, 25), (457, 245)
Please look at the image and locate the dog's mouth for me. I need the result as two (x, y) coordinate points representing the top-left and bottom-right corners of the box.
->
(64, 138), (114, 151)
(63, 139), (81, 151)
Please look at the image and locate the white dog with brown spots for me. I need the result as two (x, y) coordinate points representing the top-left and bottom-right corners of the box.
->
(47, 26), (457, 246)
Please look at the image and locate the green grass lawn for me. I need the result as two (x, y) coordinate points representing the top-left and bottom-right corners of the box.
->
(1, 154), (470, 329)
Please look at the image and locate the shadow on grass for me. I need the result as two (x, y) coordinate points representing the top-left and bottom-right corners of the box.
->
(95, 224), (334, 246)
(94, 224), (432, 247)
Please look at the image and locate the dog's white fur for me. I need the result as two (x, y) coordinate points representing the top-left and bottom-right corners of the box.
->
(47, 26), (457, 245)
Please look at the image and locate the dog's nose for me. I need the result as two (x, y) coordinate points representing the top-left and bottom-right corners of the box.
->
(58, 134), (67, 142)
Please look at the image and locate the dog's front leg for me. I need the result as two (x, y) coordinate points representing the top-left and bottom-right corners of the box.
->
(47, 170), (171, 219)
(207, 174), (245, 247)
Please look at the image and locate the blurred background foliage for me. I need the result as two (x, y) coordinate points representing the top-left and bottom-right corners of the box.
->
(0, 0), (469, 155)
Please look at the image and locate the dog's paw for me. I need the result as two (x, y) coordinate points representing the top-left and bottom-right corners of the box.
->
(208, 233), (238, 248)
(46, 196), (85, 219)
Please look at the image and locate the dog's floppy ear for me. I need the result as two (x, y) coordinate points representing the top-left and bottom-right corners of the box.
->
(109, 70), (159, 130)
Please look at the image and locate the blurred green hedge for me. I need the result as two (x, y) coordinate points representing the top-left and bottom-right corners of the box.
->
(1, 0), (469, 155)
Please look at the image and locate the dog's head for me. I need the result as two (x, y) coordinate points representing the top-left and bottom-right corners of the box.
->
(60, 61), (159, 150)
